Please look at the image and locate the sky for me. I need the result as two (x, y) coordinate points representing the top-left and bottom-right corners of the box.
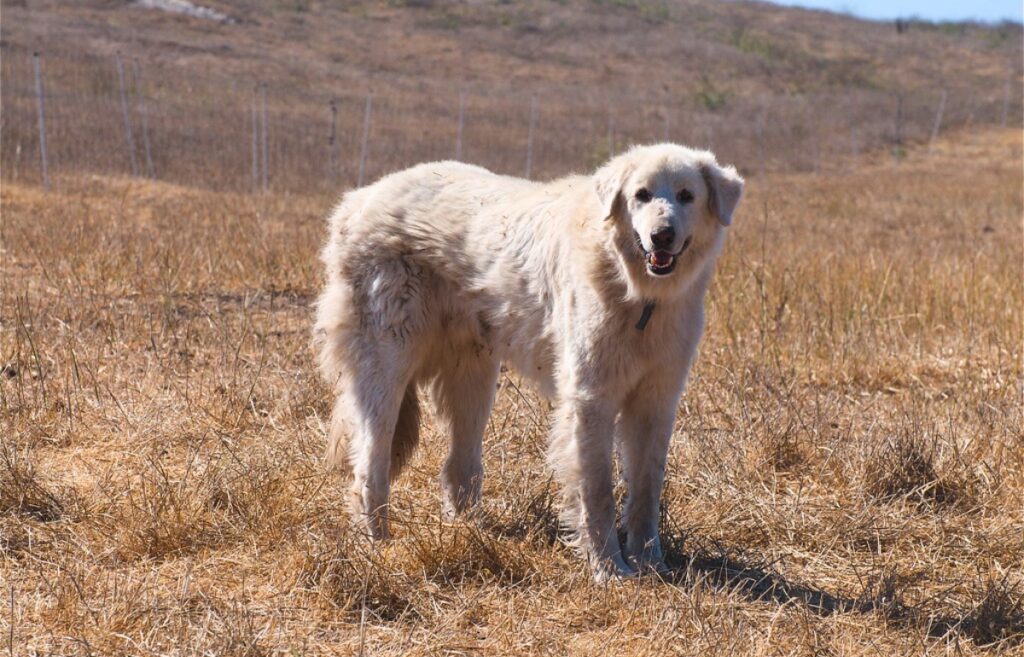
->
(767, 0), (1024, 24)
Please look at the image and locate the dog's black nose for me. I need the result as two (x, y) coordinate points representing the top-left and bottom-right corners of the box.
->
(650, 226), (675, 249)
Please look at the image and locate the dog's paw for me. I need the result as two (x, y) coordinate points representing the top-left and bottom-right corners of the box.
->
(636, 559), (669, 577)
(627, 553), (668, 575)
(626, 538), (666, 575)
(591, 554), (638, 583)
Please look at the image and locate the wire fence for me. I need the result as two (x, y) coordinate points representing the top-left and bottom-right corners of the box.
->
(1, 46), (1019, 196)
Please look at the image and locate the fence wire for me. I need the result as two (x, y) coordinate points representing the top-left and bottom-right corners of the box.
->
(1, 47), (1018, 195)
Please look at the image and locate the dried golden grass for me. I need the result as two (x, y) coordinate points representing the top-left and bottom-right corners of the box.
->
(1, 129), (1022, 654)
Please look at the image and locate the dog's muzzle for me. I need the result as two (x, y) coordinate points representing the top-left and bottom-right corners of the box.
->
(636, 233), (692, 276)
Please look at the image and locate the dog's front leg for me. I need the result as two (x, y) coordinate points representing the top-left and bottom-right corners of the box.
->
(618, 387), (678, 572)
(549, 396), (634, 581)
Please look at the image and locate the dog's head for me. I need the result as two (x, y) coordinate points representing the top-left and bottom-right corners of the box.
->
(593, 144), (744, 298)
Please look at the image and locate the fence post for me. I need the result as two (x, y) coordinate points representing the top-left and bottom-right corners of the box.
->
(131, 59), (155, 178)
(251, 89), (259, 193)
(756, 105), (766, 169)
(260, 83), (268, 193)
(964, 103), (978, 146)
(928, 89), (947, 153)
(525, 96), (537, 179)
(455, 91), (466, 160)
(1001, 76), (1011, 128)
(327, 98), (338, 185)
(893, 19), (907, 162)
(115, 52), (139, 177)
(893, 93), (904, 161)
(607, 111), (615, 156)
(357, 93), (372, 187)
(32, 52), (50, 190)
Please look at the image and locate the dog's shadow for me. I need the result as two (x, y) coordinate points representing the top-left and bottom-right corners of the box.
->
(654, 527), (1020, 647)
(660, 539), (859, 615)
(481, 509), (1018, 647)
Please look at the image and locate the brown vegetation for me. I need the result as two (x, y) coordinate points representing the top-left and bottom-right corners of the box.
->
(2, 127), (1021, 654)
(3, 1), (1023, 653)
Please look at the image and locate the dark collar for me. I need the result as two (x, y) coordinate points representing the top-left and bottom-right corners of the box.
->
(635, 301), (656, 331)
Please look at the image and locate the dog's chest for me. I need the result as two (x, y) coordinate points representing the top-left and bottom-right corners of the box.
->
(590, 302), (694, 390)
(495, 299), (689, 400)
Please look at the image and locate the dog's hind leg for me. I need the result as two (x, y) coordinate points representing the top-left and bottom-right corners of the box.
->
(344, 340), (417, 540)
(389, 383), (421, 482)
(428, 354), (499, 519)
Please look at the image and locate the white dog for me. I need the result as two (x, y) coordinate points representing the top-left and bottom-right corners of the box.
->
(314, 144), (743, 579)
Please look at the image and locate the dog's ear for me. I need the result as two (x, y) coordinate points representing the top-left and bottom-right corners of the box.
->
(593, 157), (633, 221)
(701, 162), (745, 227)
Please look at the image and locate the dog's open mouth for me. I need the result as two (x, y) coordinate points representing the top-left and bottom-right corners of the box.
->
(636, 234), (691, 277)
(646, 250), (677, 276)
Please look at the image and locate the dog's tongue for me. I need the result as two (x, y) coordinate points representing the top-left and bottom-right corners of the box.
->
(649, 251), (673, 267)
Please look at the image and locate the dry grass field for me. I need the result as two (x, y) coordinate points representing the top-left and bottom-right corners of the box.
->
(2, 126), (1021, 655)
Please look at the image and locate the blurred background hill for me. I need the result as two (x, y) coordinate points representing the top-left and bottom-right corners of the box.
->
(1, 0), (1021, 192)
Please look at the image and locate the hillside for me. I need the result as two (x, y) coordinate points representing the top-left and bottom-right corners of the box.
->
(0, 0), (1021, 192)
(3, 0), (1021, 98)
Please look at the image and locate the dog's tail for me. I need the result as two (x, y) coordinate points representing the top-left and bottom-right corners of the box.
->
(325, 382), (421, 480)
(325, 394), (353, 474)
(389, 383), (421, 481)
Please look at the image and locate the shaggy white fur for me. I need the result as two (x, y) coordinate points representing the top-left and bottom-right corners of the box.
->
(314, 144), (744, 580)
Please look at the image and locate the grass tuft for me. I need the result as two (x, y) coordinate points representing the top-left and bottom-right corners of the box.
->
(862, 430), (962, 507)
(410, 522), (538, 586)
(0, 445), (77, 522)
(299, 533), (420, 622)
(961, 577), (1024, 647)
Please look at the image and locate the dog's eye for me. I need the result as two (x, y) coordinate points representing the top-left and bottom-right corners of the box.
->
(634, 188), (652, 203)
(676, 189), (694, 204)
